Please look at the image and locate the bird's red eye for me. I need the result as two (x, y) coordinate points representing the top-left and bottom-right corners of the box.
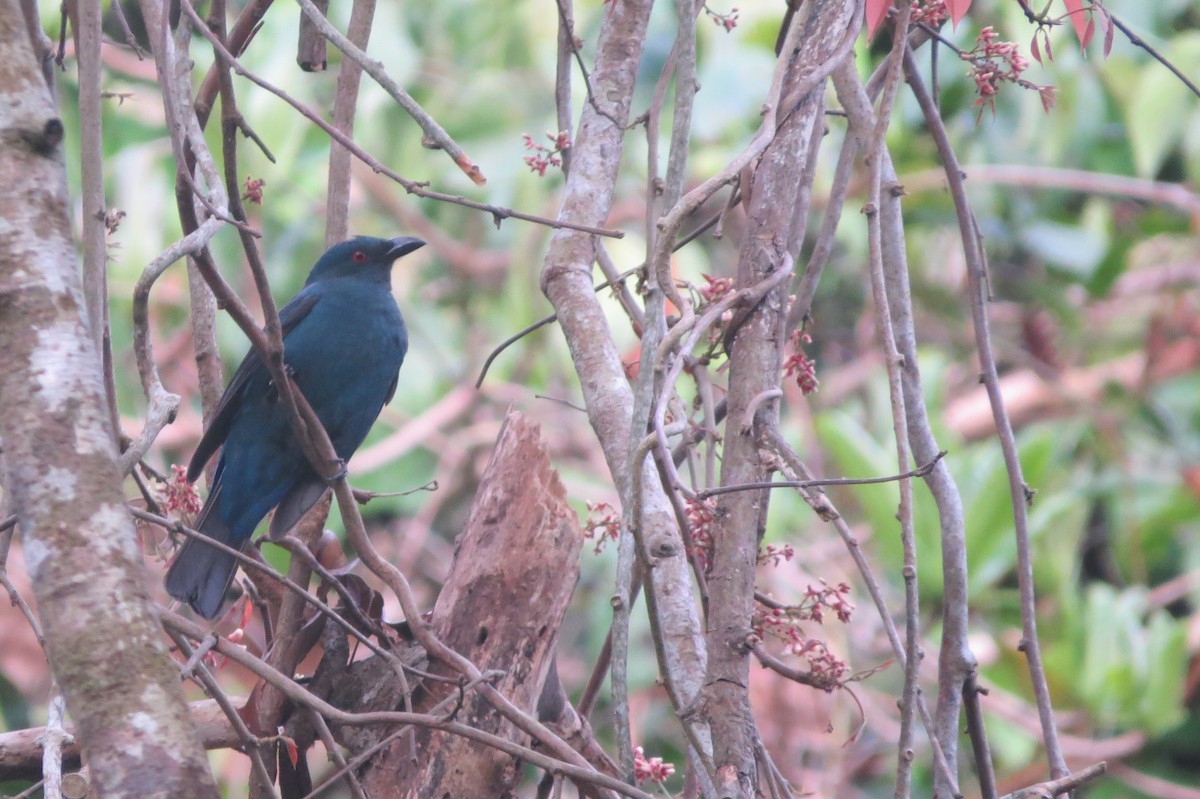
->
(352, 250), (367, 263)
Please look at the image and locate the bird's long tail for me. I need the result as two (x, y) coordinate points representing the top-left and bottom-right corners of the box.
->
(165, 489), (241, 620)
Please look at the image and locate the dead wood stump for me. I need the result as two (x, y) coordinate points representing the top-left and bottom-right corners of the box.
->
(359, 409), (583, 798)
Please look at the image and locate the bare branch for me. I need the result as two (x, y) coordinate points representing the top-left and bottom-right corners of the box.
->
(184, 2), (622, 238)
(163, 611), (650, 799)
(77, 0), (115, 438)
(324, 0), (377, 246)
(697, 451), (945, 498)
(903, 45), (1069, 785)
(294, 0), (485, 184)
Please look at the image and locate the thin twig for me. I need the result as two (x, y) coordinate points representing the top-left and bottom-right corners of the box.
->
(168, 630), (278, 797)
(553, 0), (575, 174)
(750, 642), (839, 692)
(77, 0), (116, 441)
(697, 451), (945, 498)
(297, 669), (506, 799)
(860, 8), (923, 796)
(475, 202), (729, 388)
(1000, 762), (1107, 799)
(1108, 12), (1200, 100)
(307, 710), (368, 799)
(474, 265), (642, 388)
(552, 0), (627, 131)
(136, 508), (405, 672)
(40, 689), (67, 799)
(962, 671), (998, 799)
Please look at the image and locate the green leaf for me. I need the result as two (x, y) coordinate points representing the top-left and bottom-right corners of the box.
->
(1140, 611), (1187, 735)
(1127, 33), (1200, 177)
(1020, 221), (1108, 280)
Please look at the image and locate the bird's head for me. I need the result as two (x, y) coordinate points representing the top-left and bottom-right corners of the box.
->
(305, 235), (426, 285)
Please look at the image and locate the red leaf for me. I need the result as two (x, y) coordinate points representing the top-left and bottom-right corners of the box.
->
(946, 0), (972, 27)
(282, 736), (300, 768)
(237, 682), (270, 737)
(1062, 0), (1090, 47)
(865, 0), (891, 41)
(1031, 32), (1041, 65)
(1184, 465), (1200, 500)
(1082, 16), (1095, 51)
(1101, 10), (1115, 57)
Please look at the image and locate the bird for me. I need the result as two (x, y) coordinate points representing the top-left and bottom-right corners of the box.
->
(165, 235), (425, 619)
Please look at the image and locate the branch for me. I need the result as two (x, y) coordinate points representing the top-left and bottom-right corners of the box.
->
(162, 612), (651, 799)
(762, 426), (960, 793)
(537, 0), (714, 775)
(295, 0), (485, 184)
(77, 0), (117, 439)
(323, 0), (377, 246)
(835, 52), (983, 797)
(696, 452), (945, 498)
(903, 45), (1069, 783)
(1000, 762), (1107, 799)
(183, 1), (622, 238)
(902, 164), (1200, 217)
(0, 698), (246, 782)
(858, 7), (926, 797)
(750, 643), (840, 692)
(1108, 12), (1200, 100)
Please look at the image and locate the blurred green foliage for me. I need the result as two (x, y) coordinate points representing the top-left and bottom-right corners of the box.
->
(6, 0), (1196, 796)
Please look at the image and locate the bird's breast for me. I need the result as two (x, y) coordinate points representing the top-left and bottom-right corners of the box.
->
(282, 286), (407, 454)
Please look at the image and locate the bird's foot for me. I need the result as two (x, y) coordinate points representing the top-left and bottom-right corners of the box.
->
(324, 460), (348, 485)
(265, 364), (298, 404)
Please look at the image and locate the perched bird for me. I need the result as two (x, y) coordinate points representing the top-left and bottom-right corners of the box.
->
(166, 235), (425, 619)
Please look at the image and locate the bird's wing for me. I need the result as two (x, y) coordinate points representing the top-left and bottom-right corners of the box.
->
(267, 479), (330, 540)
(186, 288), (323, 482)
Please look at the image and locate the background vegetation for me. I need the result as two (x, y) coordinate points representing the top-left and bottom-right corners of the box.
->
(2, 0), (1199, 797)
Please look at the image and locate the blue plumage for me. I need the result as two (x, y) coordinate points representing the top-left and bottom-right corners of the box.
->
(165, 235), (424, 619)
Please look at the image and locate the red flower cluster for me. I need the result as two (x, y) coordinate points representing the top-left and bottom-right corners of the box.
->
(753, 606), (849, 685)
(522, 130), (571, 177)
(162, 464), (201, 517)
(698, 272), (733, 303)
(242, 176), (265, 205)
(753, 581), (854, 686)
(757, 542), (795, 567)
(582, 500), (620, 554)
(684, 497), (716, 570)
(910, 0), (949, 28)
(800, 580), (854, 624)
(703, 4), (739, 32)
(962, 26), (1055, 114)
(633, 746), (676, 784)
(782, 330), (819, 395)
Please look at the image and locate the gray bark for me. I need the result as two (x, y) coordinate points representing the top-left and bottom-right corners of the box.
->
(0, 6), (219, 797)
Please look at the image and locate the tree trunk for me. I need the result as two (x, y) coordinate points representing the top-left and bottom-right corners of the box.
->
(0, 6), (219, 797)
(702, 2), (857, 796)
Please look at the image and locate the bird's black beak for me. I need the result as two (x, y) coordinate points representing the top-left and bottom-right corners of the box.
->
(386, 236), (426, 260)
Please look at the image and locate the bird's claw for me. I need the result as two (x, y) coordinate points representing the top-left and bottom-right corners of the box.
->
(325, 461), (348, 485)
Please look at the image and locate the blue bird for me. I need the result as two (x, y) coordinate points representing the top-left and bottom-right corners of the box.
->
(165, 235), (425, 619)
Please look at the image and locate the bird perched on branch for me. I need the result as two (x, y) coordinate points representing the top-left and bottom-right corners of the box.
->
(166, 235), (425, 619)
